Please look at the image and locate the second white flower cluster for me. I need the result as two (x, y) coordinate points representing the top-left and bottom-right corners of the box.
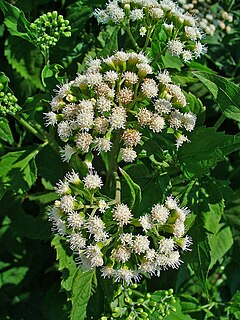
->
(48, 169), (192, 285)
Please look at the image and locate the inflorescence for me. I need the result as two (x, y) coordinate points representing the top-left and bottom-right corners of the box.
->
(48, 168), (192, 285)
(30, 11), (71, 51)
(94, 0), (207, 61)
(45, 51), (197, 163)
(179, 0), (233, 36)
(0, 87), (20, 116)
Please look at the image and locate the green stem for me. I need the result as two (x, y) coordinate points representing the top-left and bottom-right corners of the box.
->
(106, 130), (122, 188)
(113, 172), (121, 205)
(14, 114), (59, 153)
(14, 114), (46, 141)
(124, 25), (140, 51)
(214, 114), (226, 130)
(142, 25), (155, 52)
(151, 47), (167, 66)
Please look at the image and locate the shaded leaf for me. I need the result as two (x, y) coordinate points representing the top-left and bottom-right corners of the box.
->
(4, 36), (44, 90)
(0, 146), (40, 199)
(70, 269), (94, 320)
(119, 167), (142, 209)
(209, 224), (233, 268)
(178, 127), (240, 178)
(194, 72), (240, 122)
(0, 0), (32, 41)
(0, 118), (14, 144)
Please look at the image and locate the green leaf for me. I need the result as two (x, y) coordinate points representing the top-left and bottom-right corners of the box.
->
(0, 146), (40, 199)
(70, 269), (94, 320)
(178, 127), (240, 178)
(98, 26), (120, 57)
(36, 145), (68, 185)
(41, 64), (64, 88)
(184, 182), (211, 291)
(0, 266), (28, 286)
(4, 36), (44, 90)
(0, 118), (14, 144)
(51, 236), (94, 320)
(209, 224), (233, 268)
(0, 0), (32, 41)
(119, 167), (142, 209)
(0, 71), (9, 88)
(162, 51), (184, 71)
(163, 299), (194, 320)
(227, 291), (240, 319)
(51, 236), (78, 292)
(194, 72), (240, 122)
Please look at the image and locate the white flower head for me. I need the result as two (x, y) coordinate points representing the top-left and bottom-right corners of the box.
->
(55, 179), (70, 196)
(68, 233), (86, 251)
(44, 111), (57, 126)
(57, 121), (72, 141)
(75, 132), (93, 153)
(167, 40), (184, 56)
(93, 137), (112, 154)
(115, 268), (141, 286)
(65, 170), (80, 185)
(132, 235), (150, 254)
(139, 214), (153, 232)
(154, 99), (172, 114)
(121, 147), (137, 163)
(149, 114), (165, 133)
(98, 199), (109, 213)
(141, 78), (158, 98)
(165, 195), (179, 210)
(111, 245), (131, 263)
(176, 134), (190, 149)
(112, 203), (132, 226)
(67, 212), (84, 230)
(83, 171), (103, 190)
(122, 129), (141, 147)
(139, 26), (147, 37)
(151, 204), (169, 224)
(109, 107), (127, 130)
(158, 237), (176, 254)
(60, 195), (76, 213)
(129, 9), (144, 21)
(157, 70), (172, 85)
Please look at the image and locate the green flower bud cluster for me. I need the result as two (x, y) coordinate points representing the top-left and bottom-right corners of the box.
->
(30, 11), (71, 51)
(0, 87), (20, 116)
(101, 285), (177, 319)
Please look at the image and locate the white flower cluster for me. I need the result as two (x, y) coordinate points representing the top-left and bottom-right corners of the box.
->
(94, 0), (207, 62)
(48, 169), (192, 285)
(179, 0), (233, 35)
(45, 51), (197, 163)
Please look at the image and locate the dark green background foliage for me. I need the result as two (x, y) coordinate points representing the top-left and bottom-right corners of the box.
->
(0, 0), (240, 319)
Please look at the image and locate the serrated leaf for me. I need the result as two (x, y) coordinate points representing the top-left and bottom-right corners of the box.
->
(119, 167), (142, 209)
(0, 0), (32, 41)
(51, 236), (94, 320)
(184, 183), (211, 292)
(0, 118), (14, 144)
(51, 236), (78, 292)
(178, 127), (240, 178)
(4, 36), (44, 90)
(194, 72), (240, 122)
(70, 269), (94, 320)
(209, 225), (233, 268)
(0, 146), (40, 199)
